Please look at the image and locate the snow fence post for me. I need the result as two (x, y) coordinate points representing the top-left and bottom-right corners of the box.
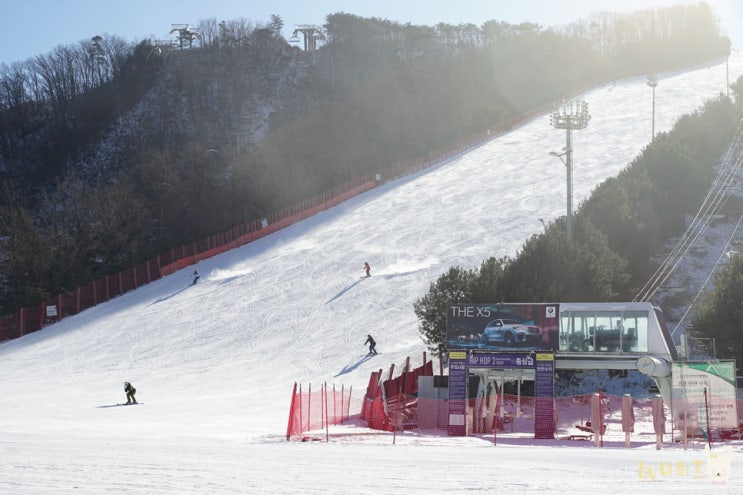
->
(346, 386), (352, 422)
(299, 384), (304, 436)
(590, 393), (602, 448)
(493, 395), (499, 446)
(621, 394), (634, 448)
(652, 395), (665, 450)
(286, 382), (298, 441)
(325, 383), (330, 443)
(703, 388), (711, 450)
(332, 384), (337, 426)
(306, 383), (311, 433)
(321, 383), (325, 430)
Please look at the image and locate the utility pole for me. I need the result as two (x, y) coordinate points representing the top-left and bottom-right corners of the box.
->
(549, 100), (590, 241)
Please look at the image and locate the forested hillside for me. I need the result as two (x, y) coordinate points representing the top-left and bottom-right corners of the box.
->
(0, 3), (731, 314)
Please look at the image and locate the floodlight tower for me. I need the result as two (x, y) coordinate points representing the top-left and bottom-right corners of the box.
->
(549, 100), (590, 241)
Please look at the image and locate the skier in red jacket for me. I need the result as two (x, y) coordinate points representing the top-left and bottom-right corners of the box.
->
(364, 262), (371, 277)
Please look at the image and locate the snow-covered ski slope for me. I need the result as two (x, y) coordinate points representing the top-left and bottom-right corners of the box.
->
(1, 54), (742, 494)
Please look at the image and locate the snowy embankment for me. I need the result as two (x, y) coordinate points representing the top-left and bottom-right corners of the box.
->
(0, 54), (741, 494)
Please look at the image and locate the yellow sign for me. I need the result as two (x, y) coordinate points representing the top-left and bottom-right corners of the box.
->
(536, 353), (554, 361)
(449, 351), (467, 360)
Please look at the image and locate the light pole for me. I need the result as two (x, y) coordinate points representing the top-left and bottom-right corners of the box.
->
(724, 37), (731, 98)
(549, 149), (569, 237)
(550, 100), (590, 241)
(646, 74), (658, 140)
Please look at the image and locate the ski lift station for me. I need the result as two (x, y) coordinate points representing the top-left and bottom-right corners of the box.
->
(432, 302), (736, 438)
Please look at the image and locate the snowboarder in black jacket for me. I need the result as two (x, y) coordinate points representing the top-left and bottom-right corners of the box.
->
(191, 270), (200, 285)
(364, 334), (377, 355)
(124, 382), (137, 404)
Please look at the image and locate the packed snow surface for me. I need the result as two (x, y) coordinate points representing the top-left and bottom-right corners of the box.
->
(1, 55), (742, 493)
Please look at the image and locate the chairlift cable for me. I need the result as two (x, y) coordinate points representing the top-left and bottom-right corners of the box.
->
(644, 136), (742, 300)
(635, 119), (743, 301)
(671, 208), (743, 337)
(645, 145), (743, 299)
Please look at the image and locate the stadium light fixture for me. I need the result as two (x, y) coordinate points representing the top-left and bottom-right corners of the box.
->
(549, 100), (590, 241)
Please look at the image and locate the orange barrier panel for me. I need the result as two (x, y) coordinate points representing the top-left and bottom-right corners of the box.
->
(286, 382), (355, 441)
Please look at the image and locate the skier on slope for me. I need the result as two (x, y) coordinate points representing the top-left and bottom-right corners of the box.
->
(364, 334), (378, 355)
(364, 262), (371, 278)
(124, 382), (137, 404)
(191, 270), (200, 285)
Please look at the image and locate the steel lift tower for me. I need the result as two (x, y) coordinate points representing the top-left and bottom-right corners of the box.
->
(290, 25), (325, 52)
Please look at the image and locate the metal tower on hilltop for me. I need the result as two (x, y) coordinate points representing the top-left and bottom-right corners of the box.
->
(170, 24), (202, 49)
(289, 25), (325, 52)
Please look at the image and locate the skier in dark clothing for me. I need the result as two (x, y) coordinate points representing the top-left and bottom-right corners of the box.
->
(124, 382), (137, 404)
(364, 334), (378, 355)
(364, 262), (371, 278)
(191, 270), (200, 285)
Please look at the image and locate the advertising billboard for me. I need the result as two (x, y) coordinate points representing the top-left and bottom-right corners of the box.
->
(446, 303), (559, 351)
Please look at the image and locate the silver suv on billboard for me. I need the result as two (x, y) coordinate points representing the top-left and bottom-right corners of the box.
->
(481, 318), (542, 346)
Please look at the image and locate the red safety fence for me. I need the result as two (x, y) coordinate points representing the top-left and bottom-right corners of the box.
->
(360, 356), (435, 432)
(360, 369), (390, 432)
(289, 364), (743, 447)
(287, 352), (743, 447)
(378, 391), (743, 447)
(286, 382), (357, 441)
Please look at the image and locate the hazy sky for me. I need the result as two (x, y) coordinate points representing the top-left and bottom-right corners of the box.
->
(0, 0), (741, 65)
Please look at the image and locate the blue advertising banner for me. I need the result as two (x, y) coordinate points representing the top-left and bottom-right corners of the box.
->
(534, 353), (555, 439)
(467, 352), (535, 368)
(446, 304), (559, 351)
(447, 351), (467, 436)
